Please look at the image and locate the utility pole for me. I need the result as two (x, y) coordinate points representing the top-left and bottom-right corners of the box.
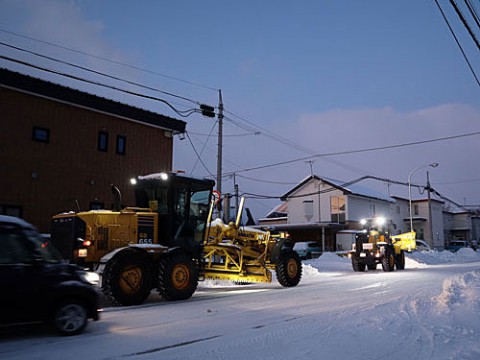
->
(427, 171), (434, 249)
(216, 89), (223, 203)
(233, 173), (239, 215)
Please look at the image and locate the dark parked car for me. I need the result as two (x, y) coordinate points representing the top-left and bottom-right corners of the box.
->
(0, 215), (101, 335)
(293, 241), (322, 260)
(444, 240), (470, 252)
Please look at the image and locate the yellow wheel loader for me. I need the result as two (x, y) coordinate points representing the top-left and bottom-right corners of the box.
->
(348, 217), (416, 272)
(51, 173), (301, 306)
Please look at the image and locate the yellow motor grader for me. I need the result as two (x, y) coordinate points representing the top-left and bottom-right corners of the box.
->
(51, 173), (301, 306)
(348, 216), (416, 272)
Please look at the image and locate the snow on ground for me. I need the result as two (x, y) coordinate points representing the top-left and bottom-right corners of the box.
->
(1, 249), (480, 360)
(299, 248), (480, 360)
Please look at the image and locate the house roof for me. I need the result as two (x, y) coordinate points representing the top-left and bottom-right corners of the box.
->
(261, 202), (288, 219)
(0, 68), (186, 134)
(281, 174), (395, 203)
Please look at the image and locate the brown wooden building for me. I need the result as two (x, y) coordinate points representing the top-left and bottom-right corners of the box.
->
(0, 68), (186, 232)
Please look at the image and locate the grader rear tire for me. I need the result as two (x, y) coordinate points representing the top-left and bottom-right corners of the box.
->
(102, 249), (153, 306)
(276, 250), (302, 287)
(157, 251), (198, 301)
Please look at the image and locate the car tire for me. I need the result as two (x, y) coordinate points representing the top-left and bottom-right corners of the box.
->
(53, 300), (88, 336)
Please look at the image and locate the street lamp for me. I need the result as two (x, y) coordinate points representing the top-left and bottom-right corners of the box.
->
(408, 163), (439, 233)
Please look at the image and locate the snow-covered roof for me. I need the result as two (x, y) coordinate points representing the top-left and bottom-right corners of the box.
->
(281, 175), (395, 203)
(1, 68), (186, 134)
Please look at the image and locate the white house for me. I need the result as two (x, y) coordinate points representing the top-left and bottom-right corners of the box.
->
(258, 175), (396, 251)
(258, 174), (478, 251)
(391, 197), (445, 249)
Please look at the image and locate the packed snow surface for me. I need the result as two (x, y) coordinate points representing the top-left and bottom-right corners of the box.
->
(1, 249), (479, 360)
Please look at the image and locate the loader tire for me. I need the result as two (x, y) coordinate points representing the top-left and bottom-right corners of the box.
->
(276, 250), (302, 287)
(381, 247), (395, 272)
(396, 251), (405, 270)
(102, 249), (153, 306)
(352, 258), (366, 272)
(157, 251), (198, 301)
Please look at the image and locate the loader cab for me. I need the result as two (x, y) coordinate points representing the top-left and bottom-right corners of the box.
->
(133, 173), (215, 255)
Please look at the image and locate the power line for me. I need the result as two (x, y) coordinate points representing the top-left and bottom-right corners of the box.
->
(235, 174), (297, 185)
(223, 111), (371, 176)
(0, 28), (218, 91)
(188, 131), (260, 138)
(0, 55), (199, 118)
(465, 0), (480, 29)
(241, 173), (474, 214)
(433, 0), (480, 86)
(185, 132), (216, 178)
(449, 0), (480, 50)
(188, 122), (217, 174)
(0, 41), (201, 105)
(225, 129), (480, 175)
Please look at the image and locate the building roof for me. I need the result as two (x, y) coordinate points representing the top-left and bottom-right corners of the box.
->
(0, 68), (186, 134)
(261, 202), (288, 219)
(281, 175), (395, 203)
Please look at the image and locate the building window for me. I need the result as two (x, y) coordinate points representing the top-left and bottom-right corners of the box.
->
(32, 126), (50, 143)
(330, 196), (346, 223)
(303, 200), (314, 222)
(0, 204), (23, 218)
(116, 135), (126, 155)
(98, 131), (108, 152)
(414, 204), (419, 216)
(416, 228), (424, 240)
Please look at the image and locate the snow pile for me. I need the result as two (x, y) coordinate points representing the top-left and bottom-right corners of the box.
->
(408, 247), (480, 265)
(434, 270), (480, 314)
(301, 252), (351, 280)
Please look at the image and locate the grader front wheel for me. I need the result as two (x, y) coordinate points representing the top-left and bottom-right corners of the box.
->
(276, 250), (302, 287)
(158, 251), (198, 301)
(102, 249), (153, 306)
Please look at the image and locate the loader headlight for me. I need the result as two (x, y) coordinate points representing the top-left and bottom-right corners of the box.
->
(375, 217), (386, 226)
(77, 270), (100, 286)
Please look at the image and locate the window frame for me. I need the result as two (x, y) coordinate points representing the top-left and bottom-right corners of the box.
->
(32, 126), (50, 143)
(116, 135), (126, 155)
(98, 131), (109, 152)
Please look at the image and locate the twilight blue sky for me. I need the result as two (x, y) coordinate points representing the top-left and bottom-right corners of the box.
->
(1, 0), (479, 218)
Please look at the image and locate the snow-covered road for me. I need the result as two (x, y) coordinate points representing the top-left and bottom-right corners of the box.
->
(1, 250), (479, 360)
